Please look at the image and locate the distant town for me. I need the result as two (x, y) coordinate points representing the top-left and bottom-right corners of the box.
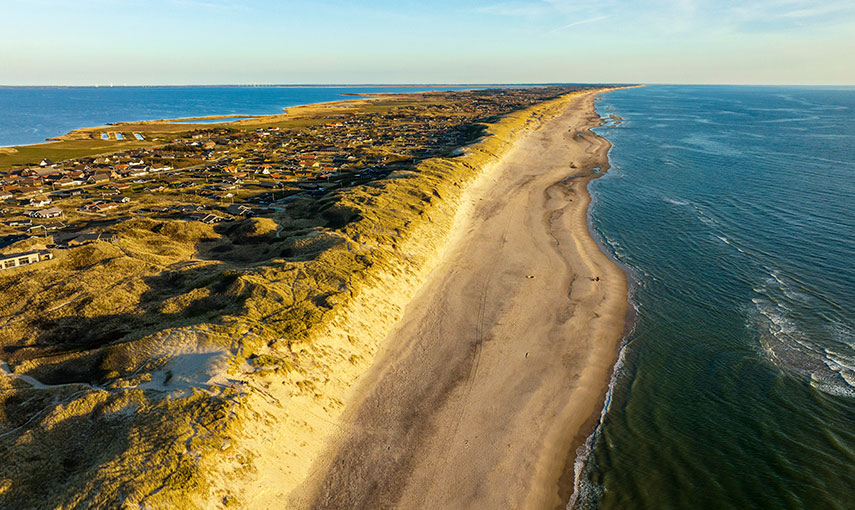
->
(0, 87), (576, 268)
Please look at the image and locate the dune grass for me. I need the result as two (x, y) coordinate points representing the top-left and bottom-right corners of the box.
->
(0, 89), (591, 508)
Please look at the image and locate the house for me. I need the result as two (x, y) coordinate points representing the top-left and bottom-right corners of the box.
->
(0, 250), (53, 271)
(80, 201), (118, 213)
(15, 186), (43, 197)
(88, 173), (111, 184)
(39, 158), (53, 167)
(59, 231), (117, 247)
(42, 221), (65, 231)
(56, 178), (84, 187)
(226, 204), (254, 217)
(32, 167), (62, 178)
(8, 218), (32, 227)
(31, 206), (63, 219)
(188, 212), (225, 224)
(176, 204), (204, 212)
(20, 176), (43, 187)
(29, 197), (52, 207)
(53, 189), (82, 198)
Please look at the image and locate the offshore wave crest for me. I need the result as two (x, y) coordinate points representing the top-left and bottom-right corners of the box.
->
(663, 197), (690, 206)
(752, 272), (855, 398)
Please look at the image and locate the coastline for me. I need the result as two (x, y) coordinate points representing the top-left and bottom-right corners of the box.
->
(0, 86), (478, 149)
(0, 92), (404, 170)
(0, 86), (628, 508)
(280, 89), (628, 509)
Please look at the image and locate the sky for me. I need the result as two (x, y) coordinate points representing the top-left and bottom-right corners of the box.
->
(2, 0), (854, 85)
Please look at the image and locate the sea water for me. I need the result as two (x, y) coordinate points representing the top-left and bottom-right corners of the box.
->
(575, 85), (855, 509)
(0, 85), (490, 147)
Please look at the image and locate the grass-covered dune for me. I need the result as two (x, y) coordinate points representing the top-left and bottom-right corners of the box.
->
(0, 89), (595, 509)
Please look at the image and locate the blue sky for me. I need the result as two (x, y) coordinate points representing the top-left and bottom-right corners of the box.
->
(2, 0), (854, 85)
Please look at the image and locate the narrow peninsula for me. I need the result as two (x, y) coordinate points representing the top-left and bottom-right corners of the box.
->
(0, 86), (628, 509)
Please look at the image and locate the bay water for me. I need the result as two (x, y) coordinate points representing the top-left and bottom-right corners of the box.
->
(5, 83), (853, 508)
(0, 85), (487, 147)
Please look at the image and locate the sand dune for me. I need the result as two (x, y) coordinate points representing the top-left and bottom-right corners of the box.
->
(287, 91), (628, 510)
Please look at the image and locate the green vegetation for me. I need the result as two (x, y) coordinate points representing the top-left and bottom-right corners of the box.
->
(0, 86), (593, 508)
(0, 139), (152, 171)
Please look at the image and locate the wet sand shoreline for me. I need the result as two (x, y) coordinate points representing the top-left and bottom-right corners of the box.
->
(288, 90), (628, 510)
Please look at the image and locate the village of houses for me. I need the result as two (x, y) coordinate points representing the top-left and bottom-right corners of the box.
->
(0, 87), (571, 271)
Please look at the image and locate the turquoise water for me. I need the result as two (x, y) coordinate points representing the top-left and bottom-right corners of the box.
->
(575, 86), (855, 509)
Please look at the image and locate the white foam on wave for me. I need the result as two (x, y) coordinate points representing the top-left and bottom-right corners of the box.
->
(758, 115), (821, 124)
(696, 208), (720, 227)
(769, 271), (785, 287)
(745, 106), (801, 113)
(810, 379), (855, 398)
(751, 273), (855, 398)
(566, 302), (637, 510)
(663, 197), (690, 206)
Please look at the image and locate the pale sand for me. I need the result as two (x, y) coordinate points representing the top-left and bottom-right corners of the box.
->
(288, 91), (628, 510)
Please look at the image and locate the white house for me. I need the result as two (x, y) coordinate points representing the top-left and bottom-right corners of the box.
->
(31, 206), (63, 219)
(0, 250), (53, 271)
(29, 197), (52, 207)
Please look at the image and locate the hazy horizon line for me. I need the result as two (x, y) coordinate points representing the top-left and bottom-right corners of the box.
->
(1, 82), (852, 89)
(0, 82), (606, 89)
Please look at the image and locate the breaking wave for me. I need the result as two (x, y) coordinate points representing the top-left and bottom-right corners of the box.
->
(752, 272), (855, 398)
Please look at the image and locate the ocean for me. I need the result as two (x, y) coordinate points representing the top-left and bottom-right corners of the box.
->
(5, 83), (853, 507)
(0, 85), (494, 147)
(576, 85), (855, 509)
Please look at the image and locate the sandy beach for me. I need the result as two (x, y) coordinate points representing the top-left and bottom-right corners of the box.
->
(288, 90), (628, 510)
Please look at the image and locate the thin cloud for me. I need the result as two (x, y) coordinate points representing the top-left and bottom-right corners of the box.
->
(548, 14), (610, 33)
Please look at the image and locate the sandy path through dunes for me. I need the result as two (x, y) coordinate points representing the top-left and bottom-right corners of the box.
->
(291, 91), (628, 510)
